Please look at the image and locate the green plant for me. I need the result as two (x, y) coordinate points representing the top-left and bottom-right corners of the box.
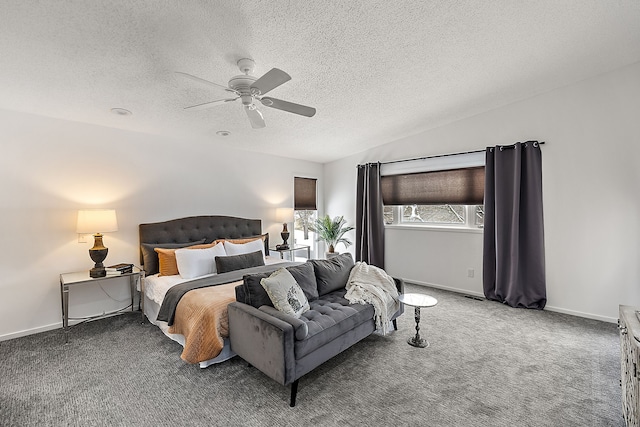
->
(310, 215), (355, 253)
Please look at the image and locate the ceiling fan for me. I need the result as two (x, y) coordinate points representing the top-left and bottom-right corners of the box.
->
(177, 58), (316, 129)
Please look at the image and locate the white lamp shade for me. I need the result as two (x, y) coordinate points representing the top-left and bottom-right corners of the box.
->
(76, 209), (118, 234)
(276, 207), (294, 223)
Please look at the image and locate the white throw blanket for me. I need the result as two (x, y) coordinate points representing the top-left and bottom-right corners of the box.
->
(345, 262), (400, 335)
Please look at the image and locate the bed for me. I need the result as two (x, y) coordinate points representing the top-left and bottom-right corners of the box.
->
(139, 215), (294, 368)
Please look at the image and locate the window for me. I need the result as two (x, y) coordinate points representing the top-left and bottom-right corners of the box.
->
(295, 209), (317, 241)
(380, 153), (485, 230)
(384, 204), (483, 228)
(294, 177), (318, 258)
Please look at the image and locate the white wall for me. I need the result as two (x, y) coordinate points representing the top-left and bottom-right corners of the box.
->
(0, 110), (323, 339)
(325, 61), (640, 322)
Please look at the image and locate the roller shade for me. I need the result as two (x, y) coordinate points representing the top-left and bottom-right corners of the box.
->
(381, 166), (485, 205)
(294, 177), (317, 210)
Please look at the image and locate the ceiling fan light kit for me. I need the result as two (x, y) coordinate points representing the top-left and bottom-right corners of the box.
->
(177, 58), (316, 129)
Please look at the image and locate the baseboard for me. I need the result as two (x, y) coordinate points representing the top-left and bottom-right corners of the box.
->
(403, 279), (617, 324)
(404, 279), (485, 299)
(0, 311), (137, 342)
(0, 322), (62, 342)
(543, 305), (617, 324)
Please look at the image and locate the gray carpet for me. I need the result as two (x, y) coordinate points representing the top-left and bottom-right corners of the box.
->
(0, 284), (623, 427)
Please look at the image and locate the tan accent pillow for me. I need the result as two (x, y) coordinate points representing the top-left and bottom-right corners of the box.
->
(155, 242), (218, 276)
(214, 234), (266, 246)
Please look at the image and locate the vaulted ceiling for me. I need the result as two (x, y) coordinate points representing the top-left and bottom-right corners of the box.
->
(1, 1), (639, 163)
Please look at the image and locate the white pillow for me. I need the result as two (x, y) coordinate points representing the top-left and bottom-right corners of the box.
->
(175, 243), (227, 279)
(260, 268), (310, 318)
(223, 238), (265, 258)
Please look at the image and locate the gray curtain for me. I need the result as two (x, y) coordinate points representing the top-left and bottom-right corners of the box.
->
(483, 141), (546, 309)
(356, 163), (385, 268)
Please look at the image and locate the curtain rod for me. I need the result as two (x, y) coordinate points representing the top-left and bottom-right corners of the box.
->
(379, 140), (545, 165)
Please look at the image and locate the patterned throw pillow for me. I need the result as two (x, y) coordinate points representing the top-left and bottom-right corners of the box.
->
(260, 268), (310, 318)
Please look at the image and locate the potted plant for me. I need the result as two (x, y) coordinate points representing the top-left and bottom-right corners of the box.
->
(310, 215), (355, 256)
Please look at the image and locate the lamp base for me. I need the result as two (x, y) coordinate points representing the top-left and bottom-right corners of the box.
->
(90, 266), (106, 278)
(281, 223), (290, 248)
(88, 237), (108, 278)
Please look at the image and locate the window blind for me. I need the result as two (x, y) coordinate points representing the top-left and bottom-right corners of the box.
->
(294, 177), (317, 210)
(381, 166), (485, 205)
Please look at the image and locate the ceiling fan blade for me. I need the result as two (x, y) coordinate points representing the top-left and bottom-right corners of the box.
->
(184, 98), (238, 111)
(245, 106), (266, 129)
(250, 68), (291, 95)
(260, 97), (316, 117)
(175, 71), (237, 94)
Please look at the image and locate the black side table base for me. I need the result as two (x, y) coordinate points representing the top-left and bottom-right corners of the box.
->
(398, 293), (438, 349)
(407, 337), (429, 348)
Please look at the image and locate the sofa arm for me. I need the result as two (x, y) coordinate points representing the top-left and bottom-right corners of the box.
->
(259, 306), (309, 340)
(228, 301), (296, 385)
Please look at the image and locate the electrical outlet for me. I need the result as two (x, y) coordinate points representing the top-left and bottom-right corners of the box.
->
(467, 268), (475, 278)
(78, 234), (87, 243)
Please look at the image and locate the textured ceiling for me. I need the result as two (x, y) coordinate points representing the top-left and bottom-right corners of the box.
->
(1, 1), (639, 163)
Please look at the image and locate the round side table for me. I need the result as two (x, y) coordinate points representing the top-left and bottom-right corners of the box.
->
(398, 293), (438, 348)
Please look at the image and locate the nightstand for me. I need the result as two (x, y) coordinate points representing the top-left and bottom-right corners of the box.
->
(59, 267), (142, 343)
(269, 244), (311, 260)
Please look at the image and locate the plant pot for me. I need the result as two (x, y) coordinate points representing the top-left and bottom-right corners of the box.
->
(326, 252), (339, 259)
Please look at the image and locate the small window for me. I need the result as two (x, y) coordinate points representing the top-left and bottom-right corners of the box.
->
(475, 205), (484, 227)
(383, 206), (395, 225)
(401, 204), (465, 224)
(294, 210), (317, 241)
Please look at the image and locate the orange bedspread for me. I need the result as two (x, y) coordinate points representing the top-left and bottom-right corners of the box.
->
(167, 281), (239, 364)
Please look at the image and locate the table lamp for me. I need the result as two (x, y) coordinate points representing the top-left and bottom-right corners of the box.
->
(77, 209), (118, 278)
(276, 207), (294, 250)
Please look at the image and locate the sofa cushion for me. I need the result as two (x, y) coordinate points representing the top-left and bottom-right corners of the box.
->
(259, 305), (309, 340)
(294, 289), (375, 359)
(310, 253), (354, 296)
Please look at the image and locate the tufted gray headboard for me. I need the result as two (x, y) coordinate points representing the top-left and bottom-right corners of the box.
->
(139, 215), (269, 276)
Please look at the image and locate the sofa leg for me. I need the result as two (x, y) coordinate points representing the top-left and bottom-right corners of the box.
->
(393, 319), (398, 331)
(290, 380), (299, 407)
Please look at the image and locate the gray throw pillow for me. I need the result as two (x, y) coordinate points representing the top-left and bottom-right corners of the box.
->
(215, 250), (265, 274)
(310, 253), (355, 296)
(260, 268), (310, 318)
(240, 272), (272, 308)
(141, 239), (206, 276)
(286, 262), (319, 301)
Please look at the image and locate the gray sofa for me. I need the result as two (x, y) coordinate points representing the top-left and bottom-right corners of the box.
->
(228, 253), (404, 406)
